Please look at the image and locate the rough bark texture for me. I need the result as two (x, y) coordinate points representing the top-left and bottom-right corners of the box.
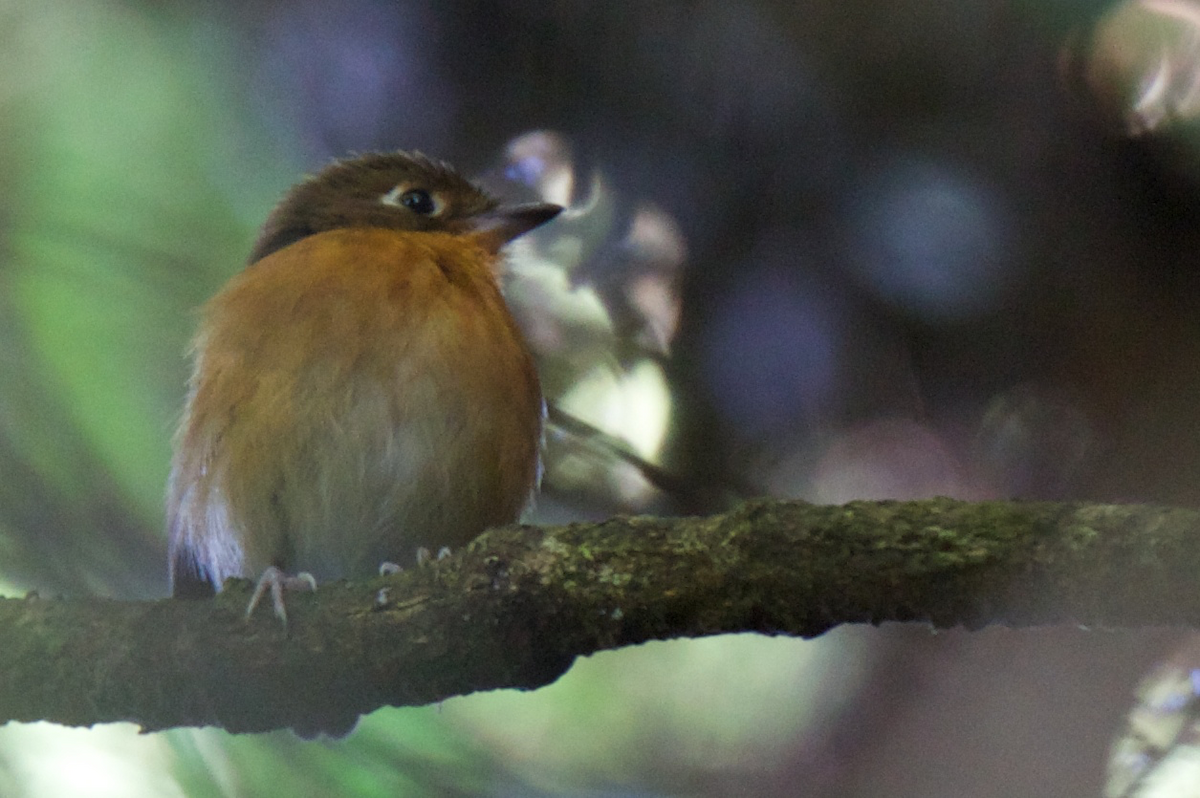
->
(0, 498), (1195, 735)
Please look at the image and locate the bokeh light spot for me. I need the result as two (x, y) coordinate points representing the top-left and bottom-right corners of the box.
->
(848, 158), (1018, 321)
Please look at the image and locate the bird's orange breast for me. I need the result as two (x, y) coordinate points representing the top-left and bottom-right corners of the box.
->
(170, 227), (542, 582)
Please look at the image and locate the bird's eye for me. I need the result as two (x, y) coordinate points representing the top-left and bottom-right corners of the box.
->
(380, 185), (445, 216)
(398, 189), (436, 215)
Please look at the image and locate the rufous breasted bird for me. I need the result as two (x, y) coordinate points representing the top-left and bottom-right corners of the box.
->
(167, 151), (561, 623)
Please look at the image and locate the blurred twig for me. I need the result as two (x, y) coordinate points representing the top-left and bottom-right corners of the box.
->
(0, 497), (1195, 735)
(545, 402), (753, 506)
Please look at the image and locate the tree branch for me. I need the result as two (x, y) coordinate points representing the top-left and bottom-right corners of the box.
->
(1, 498), (1195, 735)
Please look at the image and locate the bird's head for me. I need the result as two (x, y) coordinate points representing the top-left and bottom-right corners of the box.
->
(249, 151), (561, 264)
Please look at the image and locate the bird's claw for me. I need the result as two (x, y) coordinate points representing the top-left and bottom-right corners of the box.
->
(414, 546), (452, 567)
(245, 566), (317, 627)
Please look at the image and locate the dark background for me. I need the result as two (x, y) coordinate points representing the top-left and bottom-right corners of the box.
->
(0, 1), (1195, 795)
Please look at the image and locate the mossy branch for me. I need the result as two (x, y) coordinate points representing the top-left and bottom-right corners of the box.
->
(0, 498), (1195, 735)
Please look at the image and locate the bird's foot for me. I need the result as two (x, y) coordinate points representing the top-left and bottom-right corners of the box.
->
(415, 546), (452, 567)
(245, 566), (317, 627)
(378, 547), (451, 577)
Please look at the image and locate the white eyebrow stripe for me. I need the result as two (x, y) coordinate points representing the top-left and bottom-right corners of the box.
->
(380, 184), (411, 207)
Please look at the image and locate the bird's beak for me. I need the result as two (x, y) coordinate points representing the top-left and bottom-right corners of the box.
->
(465, 202), (562, 253)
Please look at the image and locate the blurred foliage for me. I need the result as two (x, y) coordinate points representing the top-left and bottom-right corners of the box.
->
(3, 0), (1200, 795)
(0, 1), (299, 597)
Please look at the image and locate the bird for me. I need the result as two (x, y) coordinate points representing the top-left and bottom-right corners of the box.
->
(166, 151), (561, 625)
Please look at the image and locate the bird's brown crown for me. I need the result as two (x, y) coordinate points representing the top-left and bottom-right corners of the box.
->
(248, 151), (499, 264)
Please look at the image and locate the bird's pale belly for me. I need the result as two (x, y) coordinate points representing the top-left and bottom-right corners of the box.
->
(254, 361), (539, 581)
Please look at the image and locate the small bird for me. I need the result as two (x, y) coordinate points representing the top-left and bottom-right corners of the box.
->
(167, 151), (561, 623)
